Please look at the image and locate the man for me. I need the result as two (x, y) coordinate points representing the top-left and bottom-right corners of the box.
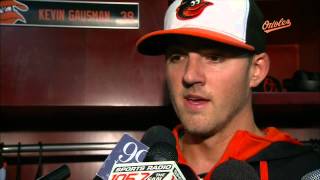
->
(136, 0), (320, 179)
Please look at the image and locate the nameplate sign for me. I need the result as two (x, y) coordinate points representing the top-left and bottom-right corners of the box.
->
(0, 0), (139, 29)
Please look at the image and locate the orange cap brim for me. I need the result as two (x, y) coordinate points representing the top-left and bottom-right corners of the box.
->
(136, 27), (255, 55)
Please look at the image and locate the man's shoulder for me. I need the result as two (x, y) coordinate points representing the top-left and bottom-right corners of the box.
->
(249, 141), (320, 162)
(249, 141), (320, 179)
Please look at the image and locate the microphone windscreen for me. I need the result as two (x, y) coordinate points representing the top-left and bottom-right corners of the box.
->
(178, 164), (198, 180)
(141, 125), (176, 147)
(211, 159), (259, 180)
(301, 169), (320, 180)
(37, 164), (70, 180)
(144, 142), (178, 162)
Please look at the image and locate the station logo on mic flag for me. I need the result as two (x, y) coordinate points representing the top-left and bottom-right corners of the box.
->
(96, 133), (149, 180)
(109, 161), (186, 180)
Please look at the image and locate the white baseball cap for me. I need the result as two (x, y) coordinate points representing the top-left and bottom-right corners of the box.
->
(137, 0), (266, 55)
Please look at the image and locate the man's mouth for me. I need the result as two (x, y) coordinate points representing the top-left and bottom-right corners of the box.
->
(184, 94), (210, 109)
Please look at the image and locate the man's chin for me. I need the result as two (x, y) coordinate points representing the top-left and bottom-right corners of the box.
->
(188, 130), (213, 139)
(183, 124), (214, 138)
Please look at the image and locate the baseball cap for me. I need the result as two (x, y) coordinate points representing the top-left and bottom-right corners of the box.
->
(136, 0), (266, 55)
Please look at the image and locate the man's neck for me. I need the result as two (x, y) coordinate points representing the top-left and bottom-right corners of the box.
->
(180, 105), (264, 175)
(180, 127), (233, 174)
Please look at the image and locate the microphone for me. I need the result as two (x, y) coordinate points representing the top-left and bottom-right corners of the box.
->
(36, 164), (70, 180)
(178, 163), (199, 180)
(142, 129), (198, 180)
(0, 156), (6, 180)
(109, 161), (185, 180)
(143, 142), (178, 162)
(140, 125), (176, 148)
(0, 168), (5, 180)
(301, 169), (320, 180)
(94, 125), (172, 180)
(210, 159), (259, 180)
(94, 133), (149, 180)
(144, 142), (198, 180)
(108, 125), (198, 180)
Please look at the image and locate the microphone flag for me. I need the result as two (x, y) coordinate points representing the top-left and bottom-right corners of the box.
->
(96, 133), (149, 180)
(109, 161), (186, 180)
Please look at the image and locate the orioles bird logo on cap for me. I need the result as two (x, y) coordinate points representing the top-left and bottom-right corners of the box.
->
(0, 0), (28, 24)
(176, 0), (213, 20)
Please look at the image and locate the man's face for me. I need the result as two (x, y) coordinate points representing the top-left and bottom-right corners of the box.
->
(165, 37), (253, 137)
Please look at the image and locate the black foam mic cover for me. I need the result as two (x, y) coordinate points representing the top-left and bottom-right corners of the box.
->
(142, 125), (177, 162)
(141, 125), (176, 147)
(37, 164), (70, 180)
(144, 142), (178, 162)
(210, 159), (259, 180)
(144, 141), (198, 179)
(142, 126), (198, 179)
(178, 164), (198, 180)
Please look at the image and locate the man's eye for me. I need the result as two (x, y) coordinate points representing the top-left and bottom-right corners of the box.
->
(206, 55), (224, 62)
(167, 54), (184, 63)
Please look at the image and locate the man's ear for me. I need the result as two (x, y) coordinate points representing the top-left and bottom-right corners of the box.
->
(249, 52), (270, 88)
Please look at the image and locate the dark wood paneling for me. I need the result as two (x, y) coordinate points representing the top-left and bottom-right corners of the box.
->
(258, 0), (320, 73)
(0, 0), (168, 106)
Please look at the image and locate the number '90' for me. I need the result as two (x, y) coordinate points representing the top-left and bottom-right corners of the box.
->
(118, 142), (147, 163)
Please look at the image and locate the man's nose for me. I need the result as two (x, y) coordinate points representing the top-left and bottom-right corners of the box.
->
(183, 53), (206, 87)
